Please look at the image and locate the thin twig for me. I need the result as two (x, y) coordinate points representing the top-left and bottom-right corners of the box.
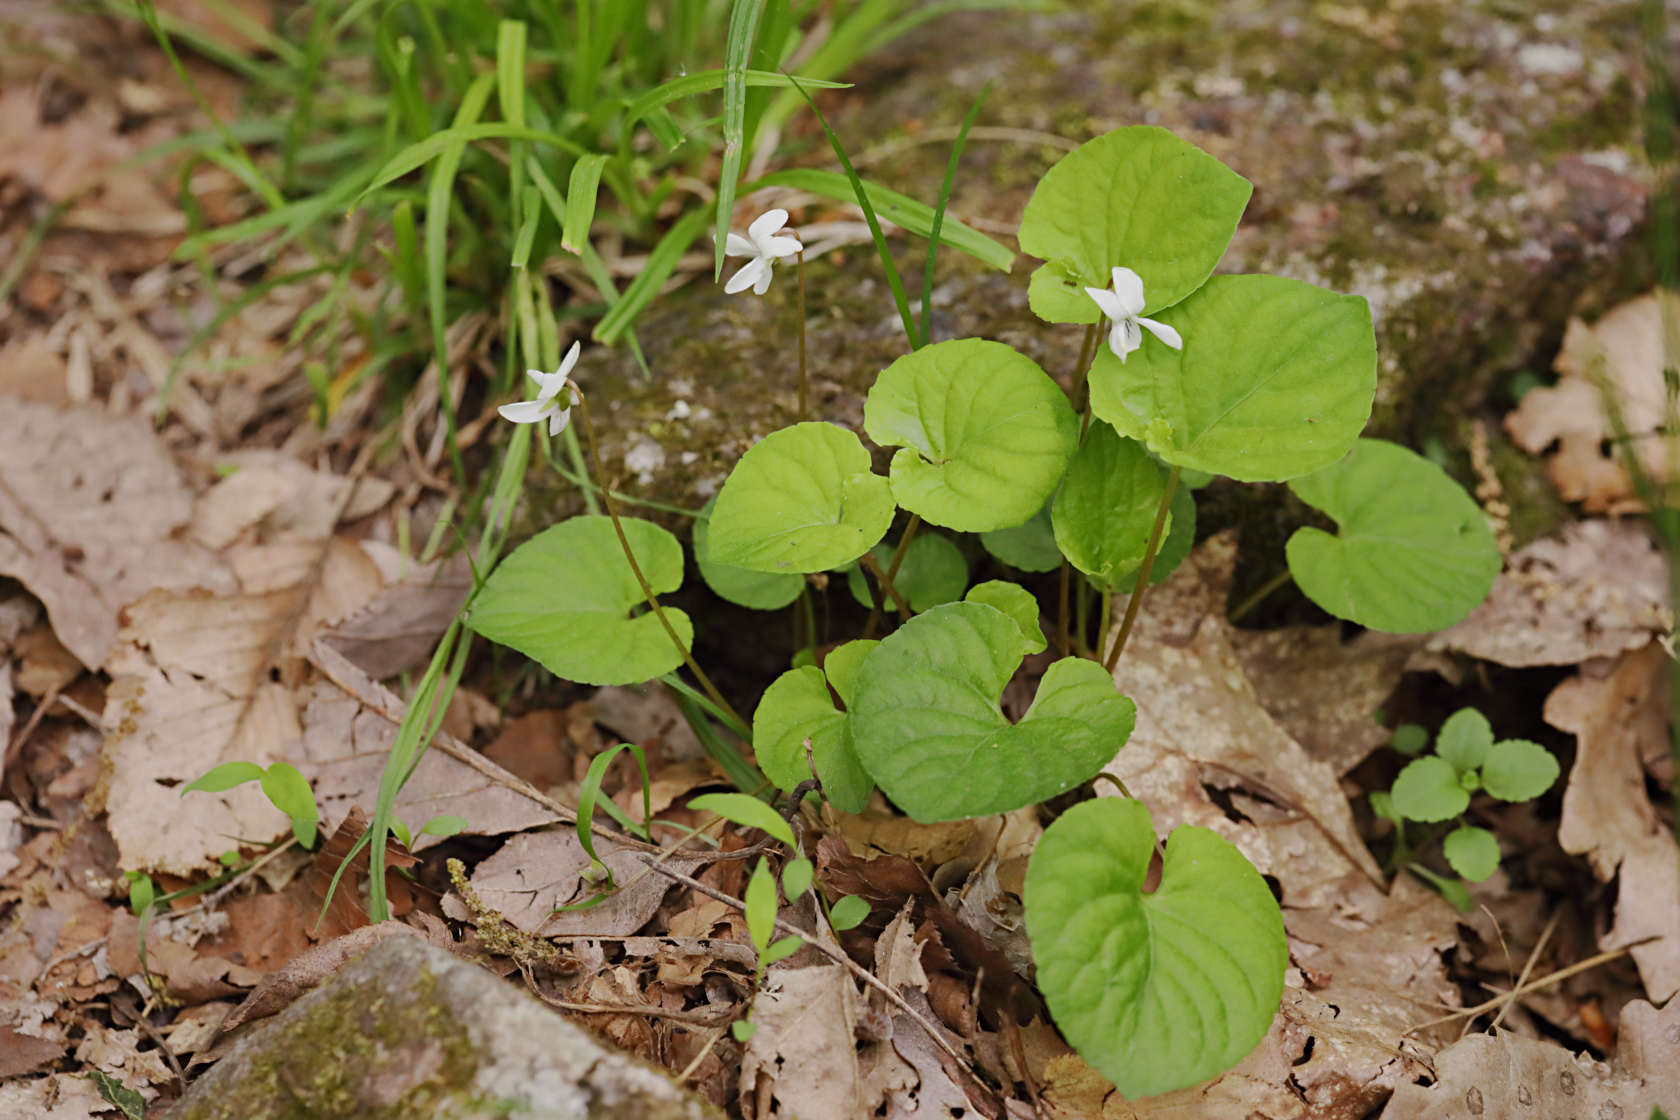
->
(1405, 941), (1645, 1034)
(1228, 568), (1293, 624)
(1486, 911), (1560, 1036)
(676, 1024), (731, 1082)
(639, 856), (974, 1071)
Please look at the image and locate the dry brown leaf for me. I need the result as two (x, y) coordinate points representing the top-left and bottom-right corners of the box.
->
(190, 453), (392, 551)
(1100, 532), (1383, 892)
(1546, 643), (1680, 1002)
(1428, 519), (1671, 667)
(1381, 997), (1680, 1117)
(0, 1024), (67, 1078)
(1506, 289), (1680, 512)
(294, 675), (560, 849)
(740, 965), (867, 1120)
(445, 829), (698, 938)
(0, 1071), (136, 1118)
(834, 809), (976, 866)
(0, 399), (233, 669)
(218, 922), (421, 1033)
(1231, 626), (1420, 775)
(316, 553), (471, 679)
(588, 684), (705, 761)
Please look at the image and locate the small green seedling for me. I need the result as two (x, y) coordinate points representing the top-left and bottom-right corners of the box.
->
(183, 761), (320, 849)
(1376, 708), (1560, 888)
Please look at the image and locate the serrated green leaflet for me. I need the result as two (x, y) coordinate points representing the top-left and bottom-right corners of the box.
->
(846, 533), (968, 612)
(751, 663), (873, 814)
(1089, 275), (1376, 482)
(708, 422), (895, 573)
(980, 502), (1062, 572)
(694, 497), (803, 610)
(1390, 756), (1468, 823)
(1052, 424), (1168, 592)
(1435, 709), (1493, 775)
(1444, 825), (1500, 882)
(1024, 798), (1287, 1099)
(1286, 439), (1500, 633)
(1018, 126), (1251, 325)
(965, 581), (1046, 654)
(849, 602), (1134, 821)
(467, 515), (691, 686)
(865, 339), (1078, 532)
(1480, 739), (1558, 802)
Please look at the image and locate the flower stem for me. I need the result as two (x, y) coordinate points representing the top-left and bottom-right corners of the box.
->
(1104, 465), (1180, 674)
(575, 393), (744, 729)
(1056, 559), (1071, 657)
(796, 251), (809, 421)
(861, 514), (921, 639)
(1071, 321), (1100, 433)
(1229, 568), (1294, 624)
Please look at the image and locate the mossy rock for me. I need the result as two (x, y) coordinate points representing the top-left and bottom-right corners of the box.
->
(166, 936), (718, 1120)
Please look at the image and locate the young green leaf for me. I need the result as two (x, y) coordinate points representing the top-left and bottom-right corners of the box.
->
(864, 339), (1078, 531)
(762, 935), (804, 964)
(1089, 275), (1376, 482)
(467, 515), (692, 686)
(690, 792), (797, 848)
(782, 857), (814, 898)
(1390, 723), (1430, 756)
(126, 871), (155, 917)
(744, 857), (778, 952)
(829, 894), (870, 932)
(979, 502), (1063, 572)
(732, 1020), (758, 1042)
(1051, 423), (1169, 592)
(821, 639), (878, 707)
(260, 763), (318, 848)
(85, 1072), (146, 1120)
(181, 760), (265, 796)
(1435, 709), (1494, 775)
(846, 533), (968, 613)
(1443, 825), (1501, 882)
(1390, 756), (1470, 823)
(1409, 862), (1474, 912)
(849, 602), (1135, 821)
(420, 814), (469, 839)
(964, 580), (1046, 655)
(1369, 790), (1402, 825)
(751, 665), (873, 814)
(1286, 439), (1501, 633)
(708, 422), (895, 573)
(1017, 126), (1251, 324)
(1480, 739), (1559, 802)
(1024, 798), (1287, 1099)
(694, 496), (803, 610)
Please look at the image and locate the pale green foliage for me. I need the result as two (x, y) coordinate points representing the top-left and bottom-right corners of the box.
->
(694, 496), (803, 610)
(964, 580), (1047, 654)
(1024, 798), (1287, 1099)
(1052, 423), (1169, 591)
(980, 503), (1063, 572)
(846, 534), (969, 612)
(1443, 825), (1501, 882)
(1287, 439), (1501, 632)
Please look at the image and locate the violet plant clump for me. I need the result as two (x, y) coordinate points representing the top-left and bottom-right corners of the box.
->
(462, 125), (1502, 1099)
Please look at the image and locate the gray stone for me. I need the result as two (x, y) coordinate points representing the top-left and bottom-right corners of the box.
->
(547, 0), (1649, 551)
(166, 937), (718, 1120)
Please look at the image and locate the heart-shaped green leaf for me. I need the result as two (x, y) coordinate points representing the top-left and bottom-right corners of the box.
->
(1435, 708), (1493, 775)
(846, 533), (969, 613)
(1018, 126), (1252, 324)
(751, 643), (877, 814)
(1390, 756), (1469, 823)
(1089, 275), (1376, 482)
(694, 496), (803, 610)
(468, 515), (691, 686)
(1024, 798), (1287, 1099)
(1480, 739), (1559, 803)
(849, 602), (1134, 821)
(708, 422), (895, 573)
(964, 580), (1046, 655)
(1052, 423), (1169, 592)
(1443, 825), (1500, 882)
(865, 338), (1078, 532)
(1286, 439), (1501, 633)
(980, 502), (1062, 572)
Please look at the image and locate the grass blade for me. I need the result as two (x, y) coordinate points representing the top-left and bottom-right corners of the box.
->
(353, 124), (588, 209)
(594, 206), (711, 345)
(747, 167), (1013, 273)
(714, 0), (766, 279)
(563, 154), (609, 253)
(622, 68), (846, 134)
(920, 82), (991, 345)
(785, 75), (920, 349)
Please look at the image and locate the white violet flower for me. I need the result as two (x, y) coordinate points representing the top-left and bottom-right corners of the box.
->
(1084, 266), (1183, 363)
(723, 208), (803, 295)
(498, 340), (581, 436)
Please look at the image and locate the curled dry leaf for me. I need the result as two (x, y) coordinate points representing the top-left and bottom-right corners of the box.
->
(0, 399), (233, 670)
(190, 453), (393, 551)
(1547, 643), (1680, 1002)
(1381, 997), (1680, 1118)
(740, 965), (872, 1120)
(1428, 519), (1670, 668)
(1506, 289), (1680, 512)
